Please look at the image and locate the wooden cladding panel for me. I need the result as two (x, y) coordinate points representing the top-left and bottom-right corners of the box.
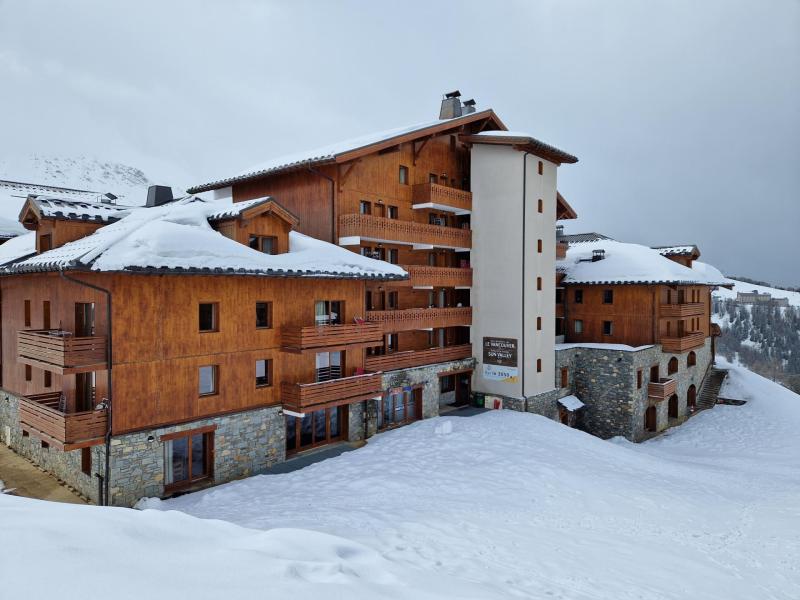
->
(364, 344), (472, 372)
(281, 372), (383, 412)
(660, 332), (706, 352)
(340, 214), (471, 248)
(412, 183), (472, 212)
(281, 322), (383, 351)
(17, 330), (106, 373)
(366, 307), (472, 332)
(659, 303), (705, 318)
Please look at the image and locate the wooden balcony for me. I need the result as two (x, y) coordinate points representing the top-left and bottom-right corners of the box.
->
(339, 214), (471, 249)
(366, 307), (473, 332)
(18, 392), (107, 450)
(661, 331), (706, 352)
(648, 378), (677, 400)
(392, 265), (473, 288)
(556, 241), (568, 259)
(411, 183), (472, 214)
(281, 322), (383, 353)
(281, 372), (383, 413)
(17, 330), (107, 374)
(365, 344), (472, 372)
(660, 303), (704, 317)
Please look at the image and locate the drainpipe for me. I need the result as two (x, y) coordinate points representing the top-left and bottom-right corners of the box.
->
(60, 270), (112, 506)
(521, 152), (530, 401)
(307, 167), (336, 243)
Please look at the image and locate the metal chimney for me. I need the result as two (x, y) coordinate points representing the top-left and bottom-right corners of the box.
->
(439, 90), (462, 119)
(146, 185), (173, 207)
(462, 98), (476, 114)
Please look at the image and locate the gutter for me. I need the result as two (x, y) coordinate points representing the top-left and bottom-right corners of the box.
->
(59, 270), (113, 507)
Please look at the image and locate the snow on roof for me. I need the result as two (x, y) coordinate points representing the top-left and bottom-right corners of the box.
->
(556, 342), (655, 352)
(559, 232), (613, 244)
(4, 198), (407, 280)
(204, 197), (273, 221)
(0, 216), (25, 239)
(558, 395), (585, 411)
(653, 245), (699, 257)
(556, 239), (729, 286)
(0, 231), (35, 266)
(28, 196), (135, 223)
(188, 110), (500, 193)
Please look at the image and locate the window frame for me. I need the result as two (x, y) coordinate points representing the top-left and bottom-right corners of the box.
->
(574, 319), (583, 334)
(161, 426), (216, 493)
(249, 235), (277, 255)
(602, 289), (614, 304)
(537, 277), (542, 291)
(198, 365), (219, 396)
(255, 358), (273, 388)
(574, 289), (583, 304)
(399, 165), (409, 185)
(255, 301), (273, 329)
(602, 320), (614, 336)
(198, 302), (219, 333)
(359, 200), (372, 215)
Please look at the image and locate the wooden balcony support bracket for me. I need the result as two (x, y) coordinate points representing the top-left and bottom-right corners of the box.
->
(413, 137), (431, 165)
(337, 159), (361, 193)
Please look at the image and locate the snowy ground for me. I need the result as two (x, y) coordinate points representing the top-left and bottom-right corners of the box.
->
(2, 361), (799, 599)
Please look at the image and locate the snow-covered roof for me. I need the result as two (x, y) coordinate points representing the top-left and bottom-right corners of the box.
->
(24, 195), (135, 224)
(0, 231), (35, 266)
(556, 342), (655, 352)
(559, 232), (613, 244)
(652, 245), (699, 257)
(558, 395), (585, 412)
(189, 110), (503, 193)
(556, 239), (729, 286)
(0, 216), (25, 239)
(3, 198), (407, 281)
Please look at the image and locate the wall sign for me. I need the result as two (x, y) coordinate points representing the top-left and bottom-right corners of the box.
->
(482, 337), (519, 383)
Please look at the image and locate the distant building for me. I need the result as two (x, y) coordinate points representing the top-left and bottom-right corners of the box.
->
(736, 290), (790, 307)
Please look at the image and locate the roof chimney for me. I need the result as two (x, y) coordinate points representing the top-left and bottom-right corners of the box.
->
(146, 185), (173, 208)
(462, 98), (476, 114)
(439, 90), (462, 120)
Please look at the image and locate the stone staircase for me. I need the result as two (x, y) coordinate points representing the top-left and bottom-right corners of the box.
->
(697, 367), (728, 411)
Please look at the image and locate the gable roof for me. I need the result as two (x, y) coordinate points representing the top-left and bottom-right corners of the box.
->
(3, 198), (406, 281)
(459, 130), (578, 164)
(187, 109), (506, 193)
(206, 196), (300, 228)
(19, 195), (136, 230)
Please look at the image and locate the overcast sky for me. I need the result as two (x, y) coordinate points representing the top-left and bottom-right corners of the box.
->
(1, 0), (797, 285)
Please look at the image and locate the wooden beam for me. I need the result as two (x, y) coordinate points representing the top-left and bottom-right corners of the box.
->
(413, 137), (431, 165)
(337, 160), (360, 193)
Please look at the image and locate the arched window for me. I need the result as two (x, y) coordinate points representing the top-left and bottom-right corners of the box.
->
(687, 351), (697, 367)
(667, 357), (678, 375)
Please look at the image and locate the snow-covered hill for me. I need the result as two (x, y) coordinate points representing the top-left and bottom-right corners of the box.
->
(694, 261), (800, 308)
(2, 361), (798, 599)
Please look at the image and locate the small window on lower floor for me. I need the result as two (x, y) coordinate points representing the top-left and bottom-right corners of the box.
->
(256, 359), (273, 387)
(603, 321), (613, 335)
(536, 359), (542, 373)
(199, 365), (218, 396)
(560, 367), (568, 388)
(256, 301), (273, 329)
(81, 447), (91, 475)
(536, 316), (542, 330)
(637, 369), (643, 389)
(574, 319), (583, 334)
(164, 429), (214, 491)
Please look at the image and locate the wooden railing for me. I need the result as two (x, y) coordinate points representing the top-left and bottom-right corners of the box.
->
(556, 241), (568, 259)
(660, 303), (705, 317)
(412, 183), (472, 212)
(648, 378), (677, 400)
(400, 265), (473, 288)
(281, 372), (384, 412)
(17, 330), (106, 374)
(339, 214), (472, 249)
(661, 331), (706, 352)
(18, 392), (107, 450)
(281, 322), (383, 352)
(365, 344), (472, 372)
(366, 307), (473, 331)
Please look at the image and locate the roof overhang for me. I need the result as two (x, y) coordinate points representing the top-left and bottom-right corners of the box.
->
(556, 192), (578, 220)
(459, 133), (578, 165)
(209, 198), (300, 229)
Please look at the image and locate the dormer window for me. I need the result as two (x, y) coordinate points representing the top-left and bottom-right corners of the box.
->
(249, 235), (276, 255)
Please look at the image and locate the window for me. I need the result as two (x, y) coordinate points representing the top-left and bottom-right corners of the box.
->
(537, 277), (542, 291)
(315, 351), (343, 381)
(428, 252), (437, 266)
(359, 200), (371, 215)
(75, 302), (95, 336)
(561, 367), (569, 388)
(39, 234), (52, 253)
(440, 375), (455, 393)
(536, 359), (542, 373)
(387, 291), (399, 309)
(574, 289), (583, 304)
(602, 289), (614, 304)
(429, 173), (437, 184)
(574, 319), (583, 333)
(538, 161), (544, 175)
(602, 321), (613, 335)
(249, 235), (276, 255)
(163, 428), (214, 491)
(667, 357), (679, 375)
(25, 364), (31, 382)
(42, 300), (50, 330)
(286, 406), (343, 454)
(199, 365), (218, 396)
(315, 300), (343, 325)
(687, 351), (697, 367)
(537, 239), (543, 253)
(24, 300), (31, 327)
(387, 205), (399, 219)
(536, 316), (542, 330)
(199, 303), (218, 332)
(637, 369), (643, 389)
(255, 359), (272, 387)
(399, 165), (409, 184)
(388, 248), (399, 264)
(81, 447), (91, 476)
(538, 198), (543, 213)
(386, 333), (398, 352)
(75, 372), (95, 411)
(555, 288), (564, 303)
(256, 302), (272, 329)
(44, 370), (51, 388)
(378, 388), (421, 431)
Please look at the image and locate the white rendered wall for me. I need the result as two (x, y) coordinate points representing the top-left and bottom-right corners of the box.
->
(470, 144), (557, 400)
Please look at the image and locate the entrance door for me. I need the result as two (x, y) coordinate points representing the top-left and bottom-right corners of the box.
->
(644, 405), (657, 432)
(75, 302), (95, 336)
(668, 394), (679, 419)
(687, 385), (697, 412)
(75, 372), (96, 412)
(455, 372), (471, 406)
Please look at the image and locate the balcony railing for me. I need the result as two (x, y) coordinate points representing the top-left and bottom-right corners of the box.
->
(648, 378), (677, 400)
(281, 322), (383, 352)
(556, 241), (568, 259)
(18, 392), (107, 450)
(660, 303), (704, 317)
(411, 183), (472, 213)
(398, 265), (473, 288)
(339, 214), (471, 249)
(661, 331), (705, 352)
(281, 372), (383, 412)
(365, 344), (472, 372)
(366, 307), (473, 331)
(17, 330), (107, 374)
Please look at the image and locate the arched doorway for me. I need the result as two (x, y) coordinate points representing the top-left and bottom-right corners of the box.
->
(644, 406), (657, 432)
(687, 384), (697, 412)
(668, 394), (679, 419)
